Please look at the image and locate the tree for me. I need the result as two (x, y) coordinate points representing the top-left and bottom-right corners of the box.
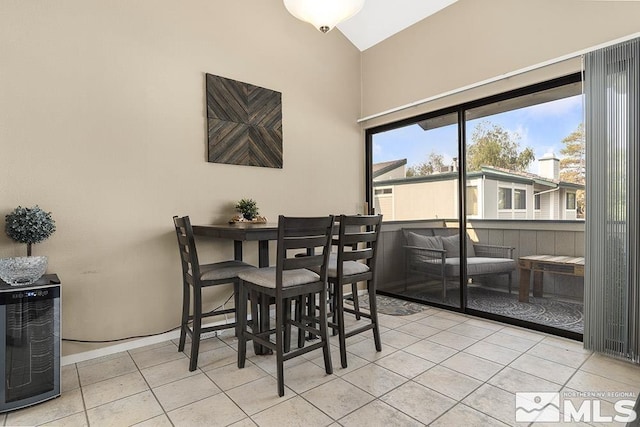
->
(559, 123), (585, 183)
(406, 151), (446, 177)
(467, 121), (535, 172)
(559, 123), (585, 218)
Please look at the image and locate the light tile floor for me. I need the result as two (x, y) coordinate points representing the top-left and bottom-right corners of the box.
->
(3, 305), (640, 426)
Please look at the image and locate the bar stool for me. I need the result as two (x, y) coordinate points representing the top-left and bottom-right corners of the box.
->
(236, 215), (334, 396)
(173, 215), (256, 371)
(327, 214), (383, 368)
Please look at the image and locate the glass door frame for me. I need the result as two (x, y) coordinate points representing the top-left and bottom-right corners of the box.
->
(365, 72), (584, 341)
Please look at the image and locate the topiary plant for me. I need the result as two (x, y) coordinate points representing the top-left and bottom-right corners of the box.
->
(5, 205), (56, 256)
(234, 198), (259, 221)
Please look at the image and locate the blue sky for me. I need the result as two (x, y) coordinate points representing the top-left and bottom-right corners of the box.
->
(372, 94), (584, 173)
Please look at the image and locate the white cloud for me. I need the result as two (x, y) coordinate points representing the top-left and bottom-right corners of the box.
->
(372, 141), (383, 158)
(513, 124), (529, 145)
(525, 95), (583, 118)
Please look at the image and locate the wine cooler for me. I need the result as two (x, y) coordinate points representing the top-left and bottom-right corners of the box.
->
(0, 276), (60, 412)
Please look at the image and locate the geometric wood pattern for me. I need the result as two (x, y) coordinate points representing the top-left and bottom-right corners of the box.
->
(206, 73), (282, 168)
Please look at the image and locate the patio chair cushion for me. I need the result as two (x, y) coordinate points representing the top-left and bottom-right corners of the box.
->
(406, 232), (443, 250)
(406, 232), (444, 263)
(238, 267), (320, 288)
(440, 234), (476, 258)
(442, 257), (515, 277)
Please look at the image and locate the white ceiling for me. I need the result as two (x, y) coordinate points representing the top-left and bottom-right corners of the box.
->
(334, 0), (640, 51)
(336, 0), (459, 51)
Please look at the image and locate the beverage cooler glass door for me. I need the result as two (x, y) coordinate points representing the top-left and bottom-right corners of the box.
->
(0, 284), (61, 412)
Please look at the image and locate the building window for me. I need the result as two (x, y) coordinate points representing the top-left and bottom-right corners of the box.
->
(514, 189), (526, 209)
(566, 192), (576, 209)
(374, 188), (393, 195)
(534, 193), (541, 210)
(466, 186), (478, 216)
(498, 188), (512, 209)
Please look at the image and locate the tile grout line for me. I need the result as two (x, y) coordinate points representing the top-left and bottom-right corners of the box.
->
(127, 346), (177, 427)
(14, 297), (640, 426)
(378, 319), (517, 426)
(76, 364), (92, 427)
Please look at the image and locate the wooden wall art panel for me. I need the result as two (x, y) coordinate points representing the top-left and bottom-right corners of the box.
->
(206, 73), (282, 168)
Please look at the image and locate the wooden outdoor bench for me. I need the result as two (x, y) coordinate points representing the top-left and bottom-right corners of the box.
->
(518, 254), (585, 302)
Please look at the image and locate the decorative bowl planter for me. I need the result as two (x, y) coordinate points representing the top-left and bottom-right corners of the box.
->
(0, 256), (48, 286)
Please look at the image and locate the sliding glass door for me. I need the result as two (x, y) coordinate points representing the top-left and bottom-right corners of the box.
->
(367, 73), (586, 338)
(370, 111), (462, 310)
(463, 80), (584, 335)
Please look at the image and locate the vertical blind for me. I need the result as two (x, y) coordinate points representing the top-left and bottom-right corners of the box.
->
(584, 37), (640, 363)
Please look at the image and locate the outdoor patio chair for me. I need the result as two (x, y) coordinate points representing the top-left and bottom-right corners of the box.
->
(403, 229), (516, 300)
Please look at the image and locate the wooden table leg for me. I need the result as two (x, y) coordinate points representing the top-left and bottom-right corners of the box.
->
(255, 241), (272, 355)
(258, 240), (269, 268)
(234, 240), (243, 261)
(518, 268), (531, 302)
(532, 271), (544, 298)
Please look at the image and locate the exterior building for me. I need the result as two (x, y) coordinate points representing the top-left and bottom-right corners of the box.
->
(373, 153), (584, 221)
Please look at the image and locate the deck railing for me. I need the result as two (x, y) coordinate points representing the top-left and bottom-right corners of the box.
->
(376, 219), (585, 301)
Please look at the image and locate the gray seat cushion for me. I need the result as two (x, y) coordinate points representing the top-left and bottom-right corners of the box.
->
(406, 232), (444, 263)
(309, 253), (370, 278)
(441, 257), (516, 277)
(406, 232), (443, 250)
(238, 267), (320, 288)
(439, 233), (476, 257)
(199, 260), (256, 281)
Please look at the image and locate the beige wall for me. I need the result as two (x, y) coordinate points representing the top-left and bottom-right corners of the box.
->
(3, 0), (639, 359)
(0, 1), (362, 356)
(375, 180), (458, 220)
(361, 0), (640, 126)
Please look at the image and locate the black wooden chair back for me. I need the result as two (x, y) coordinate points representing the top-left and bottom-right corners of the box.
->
(330, 214), (383, 368)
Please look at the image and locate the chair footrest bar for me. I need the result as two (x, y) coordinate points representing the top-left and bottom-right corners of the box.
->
(288, 321), (322, 338)
(184, 320), (237, 336)
(343, 307), (372, 319)
(344, 324), (375, 339)
(202, 307), (235, 317)
(243, 332), (277, 352)
(283, 341), (325, 360)
(201, 322), (237, 334)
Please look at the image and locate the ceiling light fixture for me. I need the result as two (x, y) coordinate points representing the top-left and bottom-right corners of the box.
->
(283, 0), (365, 34)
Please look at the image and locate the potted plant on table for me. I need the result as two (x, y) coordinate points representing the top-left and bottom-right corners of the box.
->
(235, 198), (260, 221)
(0, 205), (56, 286)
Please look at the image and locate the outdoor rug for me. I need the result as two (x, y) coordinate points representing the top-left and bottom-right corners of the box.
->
(344, 294), (427, 316)
(405, 286), (584, 333)
(345, 287), (583, 333)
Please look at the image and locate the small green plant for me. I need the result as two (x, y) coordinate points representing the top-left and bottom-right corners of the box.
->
(5, 205), (56, 256)
(235, 199), (259, 221)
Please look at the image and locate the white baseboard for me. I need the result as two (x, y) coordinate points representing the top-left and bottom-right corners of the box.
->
(61, 321), (230, 366)
(61, 298), (351, 366)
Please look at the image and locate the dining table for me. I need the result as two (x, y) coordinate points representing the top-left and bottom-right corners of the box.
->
(192, 222), (278, 355)
(192, 222), (278, 268)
